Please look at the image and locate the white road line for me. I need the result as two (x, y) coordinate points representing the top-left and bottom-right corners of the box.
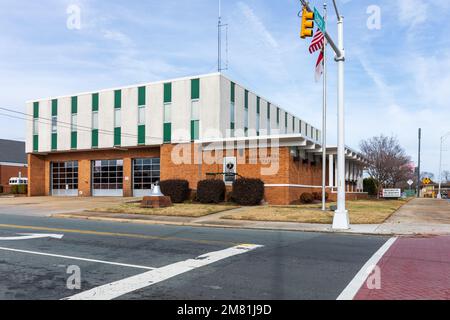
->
(0, 246), (155, 270)
(65, 244), (264, 300)
(337, 237), (397, 301)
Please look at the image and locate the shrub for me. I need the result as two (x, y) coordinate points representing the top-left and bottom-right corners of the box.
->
(300, 193), (314, 204)
(196, 179), (226, 204)
(312, 192), (329, 201)
(0, 185), (3, 194)
(159, 180), (190, 203)
(231, 178), (264, 206)
(11, 185), (27, 195)
(363, 178), (378, 196)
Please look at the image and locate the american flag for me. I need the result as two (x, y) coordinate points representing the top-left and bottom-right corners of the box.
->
(315, 51), (324, 82)
(309, 29), (324, 54)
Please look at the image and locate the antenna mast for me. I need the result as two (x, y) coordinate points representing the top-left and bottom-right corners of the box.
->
(218, 0), (228, 72)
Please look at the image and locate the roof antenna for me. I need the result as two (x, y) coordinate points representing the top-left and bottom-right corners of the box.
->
(218, 0), (228, 72)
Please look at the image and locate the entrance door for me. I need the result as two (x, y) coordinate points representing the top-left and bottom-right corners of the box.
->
(92, 160), (124, 197)
(132, 158), (160, 197)
(51, 161), (79, 196)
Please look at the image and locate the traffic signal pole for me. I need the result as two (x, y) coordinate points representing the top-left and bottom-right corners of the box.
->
(300, 0), (349, 229)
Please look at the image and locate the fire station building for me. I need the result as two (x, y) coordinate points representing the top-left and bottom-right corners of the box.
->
(26, 73), (367, 204)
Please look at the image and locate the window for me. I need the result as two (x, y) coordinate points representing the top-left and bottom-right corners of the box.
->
(52, 116), (57, 133)
(114, 109), (121, 127)
(267, 103), (271, 136)
(33, 120), (39, 135)
(138, 106), (145, 125)
(164, 104), (171, 123)
(92, 112), (99, 130)
(230, 102), (235, 137)
(133, 158), (161, 190)
(71, 114), (77, 132)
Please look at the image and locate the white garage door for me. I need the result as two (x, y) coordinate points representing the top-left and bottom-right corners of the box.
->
(92, 160), (124, 197)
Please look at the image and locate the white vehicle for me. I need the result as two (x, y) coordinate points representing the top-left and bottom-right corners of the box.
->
(9, 177), (28, 186)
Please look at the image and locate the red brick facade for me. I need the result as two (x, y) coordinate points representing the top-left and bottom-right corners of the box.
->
(27, 143), (367, 204)
(0, 164), (27, 193)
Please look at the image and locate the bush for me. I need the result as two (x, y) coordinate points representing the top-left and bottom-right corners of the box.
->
(159, 180), (190, 203)
(231, 178), (264, 206)
(11, 185), (27, 195)
(312, 192), (329, 201)
(196, 179), (226, 204)
(0, 186), (3, 194)
(300, 193), (314, 204)
(363, 178), (378, 196)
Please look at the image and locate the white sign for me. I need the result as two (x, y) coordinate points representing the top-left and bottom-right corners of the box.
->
(382, 189), (402, 198)
(407, 180), (414, 186)
(223, 157), (237, 184)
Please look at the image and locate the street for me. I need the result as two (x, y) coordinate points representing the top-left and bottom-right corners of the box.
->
(0, 212), (387, 300)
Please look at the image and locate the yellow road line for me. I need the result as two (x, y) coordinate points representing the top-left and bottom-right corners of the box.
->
(0, 224), (238, 246)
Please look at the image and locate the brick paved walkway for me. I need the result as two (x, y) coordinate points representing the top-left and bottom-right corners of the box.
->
(355, 236), (450, 300)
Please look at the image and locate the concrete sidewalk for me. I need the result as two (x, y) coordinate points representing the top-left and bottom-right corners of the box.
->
(53, 198), (450, 236)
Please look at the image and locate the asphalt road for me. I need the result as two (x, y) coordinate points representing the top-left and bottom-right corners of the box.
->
(0, 212), (388, 300)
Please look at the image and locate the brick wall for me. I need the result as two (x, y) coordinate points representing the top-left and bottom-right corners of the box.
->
(0, 164), (27, 187)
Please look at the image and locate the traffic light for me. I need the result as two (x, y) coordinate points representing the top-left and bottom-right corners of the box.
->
(300, 7), (314, 39)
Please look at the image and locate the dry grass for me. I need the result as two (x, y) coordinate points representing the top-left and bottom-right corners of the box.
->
(222, 199), (408, 224)
(89, 202), (239, 218)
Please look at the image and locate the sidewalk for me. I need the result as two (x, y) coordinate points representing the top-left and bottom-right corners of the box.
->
(50, 198), (448, 236)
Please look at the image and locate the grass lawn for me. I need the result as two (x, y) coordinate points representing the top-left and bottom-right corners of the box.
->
(88, 202), (239, 218)
(222, 199), (408, 224)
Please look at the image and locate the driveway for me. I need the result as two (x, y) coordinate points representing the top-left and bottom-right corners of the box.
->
(0, 197), (138, 217)
(376, 198), (450, 235)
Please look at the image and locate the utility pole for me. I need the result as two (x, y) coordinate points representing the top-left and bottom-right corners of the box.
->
(300, 0), (348, 229)
(417, 128), (422, 198)
(437, 132), (450, 199)
(321, 3), (328, 211)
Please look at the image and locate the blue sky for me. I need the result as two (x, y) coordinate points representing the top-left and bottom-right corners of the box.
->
(0, 0), (449, 176)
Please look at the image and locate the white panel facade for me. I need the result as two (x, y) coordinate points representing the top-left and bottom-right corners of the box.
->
(171, 79), (190, 143)
(26, 102), (33, 153)
(248, 92), (257, 136)
(147, 83), (163, 145)
(234, 84), (245, 138)
(57, 97), (71, 151)
(98, 90), (114, 149)
(77, 94), (92, 150)
(39, 100), (51, 153)
(122, 87), (138, 147)
(199, 74), (221, 141)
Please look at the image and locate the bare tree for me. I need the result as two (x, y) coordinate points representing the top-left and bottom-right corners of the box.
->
(439, 170), (450, 183)
(360, 135), (412, 196)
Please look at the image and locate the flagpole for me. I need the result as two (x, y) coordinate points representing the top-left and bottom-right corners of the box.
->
(321, 3), (328, 211)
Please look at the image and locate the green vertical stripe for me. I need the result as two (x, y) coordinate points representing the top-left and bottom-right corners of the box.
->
(71, 96), (78, 114)
(230, 82), (235, 102)
(92, 93), (99, 112)
(33, 135), (39, 152)
(267, 103), (270, 119)
(114, 127), (121, 146)
(92, 129), (99, 148)
(164, 83), (172, 103)
(285, 113), (288, 127)
(138, 125), (145, 145)
(277, 108), (280, 123)
(163, 123), (172, 143)
(71, 132), (77, 149)
(245, 90), (249, 109)
(138, 86), (146, 106)
(191, 79), (200, 100)
(256, 97), (260, 114)
(191, 120), (199, 141)
(52, 99), (58, 116)
(114, 90), (122, 109)
(299, 120), (302, 134)
(33, 102), (39, 118)
(51, 133), (57, 150)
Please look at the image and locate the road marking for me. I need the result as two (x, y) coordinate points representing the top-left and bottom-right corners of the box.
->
(0, 233), (64, 241)
(337, 237), (397, 301)
(64, 244), (263, 300)
(0, 246), (155, 270)
(0, 224), (237, 246)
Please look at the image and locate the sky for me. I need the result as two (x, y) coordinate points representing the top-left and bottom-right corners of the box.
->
(0, 0), (449, 177)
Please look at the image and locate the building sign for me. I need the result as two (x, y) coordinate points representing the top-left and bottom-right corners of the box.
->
(382, 189), (402, 198)
(223, 157), (237, 184)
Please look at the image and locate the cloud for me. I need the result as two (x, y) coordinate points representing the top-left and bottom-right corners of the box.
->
(397, 0), (428, 27)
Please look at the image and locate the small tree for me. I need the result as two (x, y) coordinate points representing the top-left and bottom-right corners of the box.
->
(363, 178), (378, 196)
(360, 135), (412, 197)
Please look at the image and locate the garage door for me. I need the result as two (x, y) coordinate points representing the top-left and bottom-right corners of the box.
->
(51, 161), (79, 197)
(92, 160), (124, 197)
(132, 158), (160, 197)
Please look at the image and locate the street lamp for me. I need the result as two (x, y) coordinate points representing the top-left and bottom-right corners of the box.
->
(437, 132), (450, 199)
